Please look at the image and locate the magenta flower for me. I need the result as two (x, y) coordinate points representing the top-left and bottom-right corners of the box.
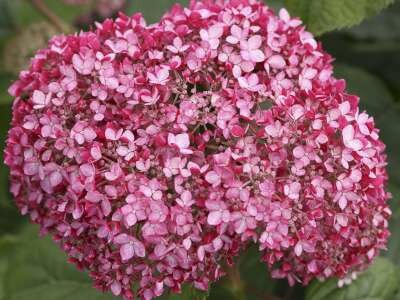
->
(240, 35), (265, 63)
(4, 1), (391, 299)
(114, 233), (146, 261)
(200, 23), (224, 50)
(206, 199), (231, 226)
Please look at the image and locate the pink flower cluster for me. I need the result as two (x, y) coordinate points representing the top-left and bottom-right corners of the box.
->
(4, 0), (391, 299)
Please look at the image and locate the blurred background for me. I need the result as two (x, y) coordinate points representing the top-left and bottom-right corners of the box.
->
(0, 1), (399, 300)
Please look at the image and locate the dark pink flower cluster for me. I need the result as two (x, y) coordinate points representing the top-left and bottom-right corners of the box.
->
(4, 0), (391, 299)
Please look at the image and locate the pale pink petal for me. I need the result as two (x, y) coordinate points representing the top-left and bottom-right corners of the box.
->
(209, 39), (220, 50)
(294, 242), (303, 256)
(347, 139), (363, 151)
(293, 146), (305, 159)
(24, 162), (39, 176)
(336, 214), (348, 227)
(303, 68), (318, 79)
(101, 199), (112, 216)
(90, 145), (102, 160)
(268, 55), (286, 69)
(133, 240), (146, 257)
(279, 8), (290, 22)
(49, 171), (62, 187)
(338, 195), (347, 210)
(231, 25), (242, 39)
(205, 171), (221, 186)
(120, 243), (135, 260)
(175, 133), (190, 149)
(207, 211), (222, 225)
(114, 233), (130, 244)
(111, 281), (122, 296)
(199, 29), (209, 41)
(350, 169), (362, 182)
(343, 125), (355, 142)
(32, 90), (45, 105)
(80, 164), (95, 177)
(72, 54), (83, 72)
(125, 213), (137, 227)
(289, 104), (305, 120)
(248, 35), (262, 49)
(197, 246), (205, 261)
(250, 49), (265, 62)
(209, 24), (223, 39)
(86, 191), (103, 203)
(226, 35), (239, 44)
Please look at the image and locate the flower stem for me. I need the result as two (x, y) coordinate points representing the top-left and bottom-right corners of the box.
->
(28, 0), (67, 32)
(226, 265), (247, 300)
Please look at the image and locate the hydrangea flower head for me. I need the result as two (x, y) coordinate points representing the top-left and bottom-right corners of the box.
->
(4, 0), (390, 299)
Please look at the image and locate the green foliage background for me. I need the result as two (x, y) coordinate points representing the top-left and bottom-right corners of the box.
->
(0, 0), (400, 299)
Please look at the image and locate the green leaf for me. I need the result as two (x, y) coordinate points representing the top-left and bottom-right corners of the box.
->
(0, 101), (25, 235)
(0, 235), (19, 300)
(126, 0), (286, 22)
(0, 74), (13, 104)
(2, 22), (61, 74)
(126, 0), (189, 24)
(320, 31), (400, 103)
(210, 244), (303, 300)
(347, 1), (400, 41)
(2, 225), (118, 300)
(0, 0), (18, 38)
(284, 0), (395, 35)
(160, 285), (208, 300)
(208, 268), (246, 300)
(334, 64), (394, 118)
(386, 184), (400, 265)
(305, 258), (399, 300)
(127, 0), (286, 22)
(237, 245), (279, 298)
(13, 0), (89, 28)
(208, 283), (236, 300)
(264, 0), (285, 12)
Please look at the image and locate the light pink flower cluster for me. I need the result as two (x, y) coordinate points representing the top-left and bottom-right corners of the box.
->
(4, 0), (391, 299)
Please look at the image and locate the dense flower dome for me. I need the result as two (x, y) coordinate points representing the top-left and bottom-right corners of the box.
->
(4, 0), (391, 299)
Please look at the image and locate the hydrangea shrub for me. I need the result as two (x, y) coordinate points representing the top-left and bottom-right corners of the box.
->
(4, 0), (391, 299)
